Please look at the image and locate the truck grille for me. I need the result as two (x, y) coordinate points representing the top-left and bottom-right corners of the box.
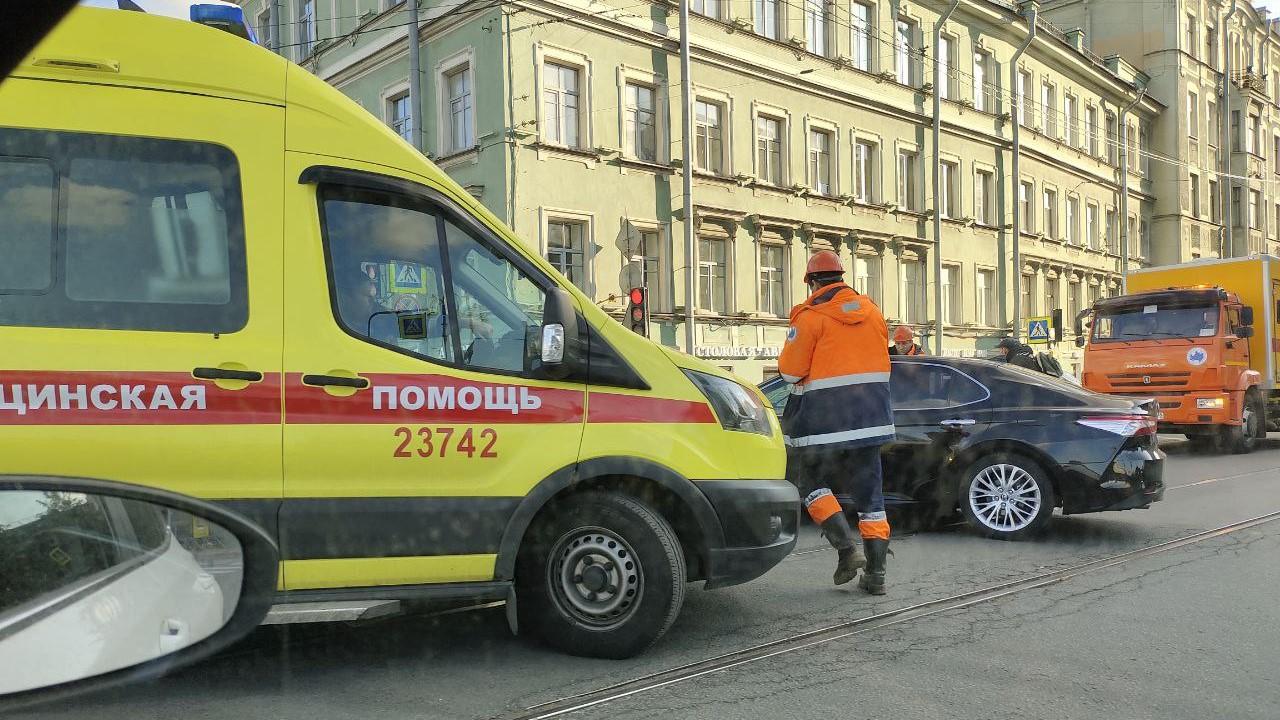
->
(1105, 372), (1192, 391)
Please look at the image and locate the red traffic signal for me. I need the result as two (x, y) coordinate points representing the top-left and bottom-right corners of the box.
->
(626, 287), (648, 337)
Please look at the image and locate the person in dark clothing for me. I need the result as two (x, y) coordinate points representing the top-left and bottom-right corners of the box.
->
(996, 337), (1041, 371)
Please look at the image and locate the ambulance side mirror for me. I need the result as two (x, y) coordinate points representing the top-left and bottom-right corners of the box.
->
(539, 288), (578, 380)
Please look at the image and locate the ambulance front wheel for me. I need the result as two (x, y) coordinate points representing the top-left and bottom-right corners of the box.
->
(516, 491), (686, 659)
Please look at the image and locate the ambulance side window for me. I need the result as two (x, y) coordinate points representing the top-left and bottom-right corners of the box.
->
(0, 158), (55, 293)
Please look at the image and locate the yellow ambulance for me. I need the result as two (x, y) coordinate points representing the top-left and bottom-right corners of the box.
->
(0, 7), (796, 658)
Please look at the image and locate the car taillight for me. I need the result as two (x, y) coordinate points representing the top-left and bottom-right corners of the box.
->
(1077, 415), (1157, 437)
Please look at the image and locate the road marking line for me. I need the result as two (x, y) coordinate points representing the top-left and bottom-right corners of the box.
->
(1168, 467), (1280, 490)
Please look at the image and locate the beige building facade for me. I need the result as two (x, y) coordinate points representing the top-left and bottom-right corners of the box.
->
(242, 0), (1162, 380)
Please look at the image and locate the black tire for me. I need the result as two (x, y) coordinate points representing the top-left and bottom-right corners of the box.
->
(1222, 390), (1263, 454)
(958, 452), (1055, 540)
(515, 492), (685, 659)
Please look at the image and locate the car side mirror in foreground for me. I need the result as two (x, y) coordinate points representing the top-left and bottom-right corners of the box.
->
(539, 288), (579, 380)
(0, 477), (277, 710)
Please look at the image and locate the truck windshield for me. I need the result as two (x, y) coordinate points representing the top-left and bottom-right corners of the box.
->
(1092, 303), (1218, 342)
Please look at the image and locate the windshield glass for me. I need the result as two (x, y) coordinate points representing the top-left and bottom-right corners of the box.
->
(1092, 303), (1218, 342)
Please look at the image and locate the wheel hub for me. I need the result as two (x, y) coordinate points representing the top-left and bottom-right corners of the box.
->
(969, 464), (1041, 533)
(548, 527), (643, 628)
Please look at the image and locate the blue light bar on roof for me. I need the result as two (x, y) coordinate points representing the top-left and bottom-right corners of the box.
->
(189, 3), (257, 43)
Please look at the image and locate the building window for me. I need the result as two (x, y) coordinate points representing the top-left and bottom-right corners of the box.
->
(1021, 273), (1035, 316)
(1209, 179), (1220, 223)
(691, 0), (721, 20)
(1019, 180), (1034, 233)
(1046, 277), (1059, 313)
(974, 169), (992, 225)
(1206, 26), (1217, 68)
(805, 0), (831, 57)
(900, 259), (924, 323)
(1232, 110), (1241, 151)
(809, 128), (834, 195)
(298, 0), (315, 58)
(1043, 188), (1058, 239)
(1140, 219), (1151, 258)
(543, 62), (582, 147)
(1129, 215), (1140, 255)
(1248, 111), (1261, 155)
(976, 268), (996, 326)
(855, 254), (882, 305)
(546, 219), (587, 289)
(387, 92), (413, 144)
(624, 82), (657, 162)
(1065, 94), (1079, 147)
(1188, 91), (1199, 138)
(1274, 204), (1280, 238)
(1105, 112), (1118, 165)
(895, 19), (916, 86)
(1190, 174), (1201, 218)
(853, 139), (877, 203)
(1250, 189), (1262, 230)
(1106, 208), (1118, 253)
(698, 237), (728, 313)
(1069, 280), (1082, 324)
(1274, 136), (1280, 174)
(1140, 124), (1151, 176)
(1016, 70), (1031, 127)
(759, 244), (786, 315)
(1067, 196), (1080, 245)
(257, 9), (272, 49)
(941, 264), (960, 324)
(1086, 203), (1099, 250)
(897, 148), (918, 211)
(1086, 106), (1099, 157)
(754, 0), (780, 39)
(444, 65), (474, 153)
(1185, 15), (1197, 58)
(973, 50), (993, 112)
(1088, 283), (1101, 306)
(1232, 187), (1242, 227)
(851, 2), (873, 72)
(936, 35), (955, 100)
(694, 99), (725, 174)
(1041, 82), (1056, 138)
(756, 115), (784, 185)
(939, 160), (958, 219)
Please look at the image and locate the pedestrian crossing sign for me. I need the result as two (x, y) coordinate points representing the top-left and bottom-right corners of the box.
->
(390, 262), (428, 293)
(1027, 316), (1052, 344)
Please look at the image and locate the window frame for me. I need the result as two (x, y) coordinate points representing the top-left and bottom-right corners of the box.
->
(694, 96), (729, 175)
(975, 266), (997, 327)
(853, 135), (879, 203)
(757, 241), (788, 316)
(897, 146), (919, 211)
(755, 112), (787, 186)
(623, 80), (660, 163)
(541, 211), (594, 294)
(807, 124), (836, 197)
(851, 1), (874, 72)
(437, 52), (476, 156)
(538, 49), (591, 150)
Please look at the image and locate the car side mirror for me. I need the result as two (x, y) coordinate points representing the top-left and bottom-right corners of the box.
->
(0, 476), (277, 711)
(1238, 325), (1255, 338)
(1240, 306), (1255, 326)
(538, 288), (578, 380)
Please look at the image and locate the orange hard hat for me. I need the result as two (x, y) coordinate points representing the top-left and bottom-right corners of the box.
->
(893, 326), (914, 343)
(804, 250), (844, 281)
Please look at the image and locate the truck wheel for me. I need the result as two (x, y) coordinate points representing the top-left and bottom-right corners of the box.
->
(515, 492), (685, 659)
(1222, 390), (1263, 454)
(959, 453), (1055, 541)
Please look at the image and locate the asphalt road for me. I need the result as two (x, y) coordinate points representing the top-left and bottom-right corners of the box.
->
(16, 437), (1280, 720)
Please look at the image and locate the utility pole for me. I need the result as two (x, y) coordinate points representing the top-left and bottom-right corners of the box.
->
(1118, 89), (1146, 293)
(1010, 0), (1038, 340)
(407, 0), (424, 153)
(931, 0), (959, 354)
(1221, 0), (1242, 258)
(679, 0), (696, 354)
(270, 0), (280, 54)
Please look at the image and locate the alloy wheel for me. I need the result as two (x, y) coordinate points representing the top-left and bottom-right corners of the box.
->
(968, 464), (1042, 532)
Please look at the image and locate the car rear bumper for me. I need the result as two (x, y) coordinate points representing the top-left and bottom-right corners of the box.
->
(1062, 445), (1166, 515)
(696, 479), (799, 589)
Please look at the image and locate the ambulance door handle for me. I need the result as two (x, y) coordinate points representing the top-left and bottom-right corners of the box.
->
(193, 367), (263, 382)
(302, 374), (370, 389)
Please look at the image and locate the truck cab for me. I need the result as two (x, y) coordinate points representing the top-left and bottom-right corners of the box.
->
(1077, 286), (1264, 452)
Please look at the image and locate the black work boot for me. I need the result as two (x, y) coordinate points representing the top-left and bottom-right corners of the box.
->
(857, 538), (889, 595)
(821, 513), (865, 585)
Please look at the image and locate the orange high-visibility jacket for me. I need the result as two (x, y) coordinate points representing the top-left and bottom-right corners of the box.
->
(777, 282), (894, 450)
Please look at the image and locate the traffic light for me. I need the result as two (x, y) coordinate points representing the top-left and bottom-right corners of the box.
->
(626, 287), (649, 336)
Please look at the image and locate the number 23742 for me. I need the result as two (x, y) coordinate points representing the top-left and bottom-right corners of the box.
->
(393, 426), (498, 458)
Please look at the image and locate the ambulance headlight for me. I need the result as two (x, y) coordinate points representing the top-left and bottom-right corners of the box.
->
(683, 370), (772, 436)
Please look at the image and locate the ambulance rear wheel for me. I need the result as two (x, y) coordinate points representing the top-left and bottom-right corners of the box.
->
(516, 492), (686, 659)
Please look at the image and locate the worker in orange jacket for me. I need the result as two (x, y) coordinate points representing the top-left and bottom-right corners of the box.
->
(778, 250), (894, 593)
(889, 326), (924, 356)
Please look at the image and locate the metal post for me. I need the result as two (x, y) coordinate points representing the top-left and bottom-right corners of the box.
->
(931, 0), (960, 354)
(270, 0), (280, 54)
(679, 0), (696, 354)
(1222, 0), (1241, 257)
(1118, 90), (1145, 293)
(1010, 3), (1038, 340)
(407, 0), (424, 153)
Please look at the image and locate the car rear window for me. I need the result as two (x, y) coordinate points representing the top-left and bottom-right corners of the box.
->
(0, 128), (247, 333)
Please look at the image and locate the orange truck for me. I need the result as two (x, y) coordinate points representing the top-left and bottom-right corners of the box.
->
(1076, 255), (1279, 453)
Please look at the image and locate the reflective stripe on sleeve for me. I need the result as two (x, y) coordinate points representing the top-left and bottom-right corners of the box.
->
(783, 424), (897, 447)
(792, 372), (891, 395)
(781, 373), (803, 383)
